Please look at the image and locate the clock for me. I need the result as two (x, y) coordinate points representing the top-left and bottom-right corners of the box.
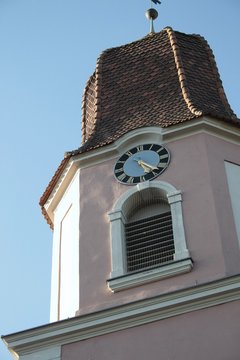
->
(114, 143), (170, 184)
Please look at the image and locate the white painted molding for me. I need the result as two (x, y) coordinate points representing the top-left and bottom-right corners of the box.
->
(3, 275), (240, 358)
(161, 116), (240, 144)
(44, 116), (240, 222)
(17, 346), (61, 360)
(108, 180), (191, 286)
(107, 258), (193, 292)
(225, 161), (240, 248)
(50, 171), (80, 322)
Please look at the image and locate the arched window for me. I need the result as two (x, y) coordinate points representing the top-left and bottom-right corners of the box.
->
(108, 181), (193, 292)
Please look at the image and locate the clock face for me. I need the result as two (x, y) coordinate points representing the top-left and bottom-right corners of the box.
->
(114, 144), (170, 184)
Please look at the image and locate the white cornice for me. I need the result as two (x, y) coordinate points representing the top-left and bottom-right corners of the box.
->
(44, 116), (240, 223)
(3, 274), (240, 357)
(162, 116), (240, 143)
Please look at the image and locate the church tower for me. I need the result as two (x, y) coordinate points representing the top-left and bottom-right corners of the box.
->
(3, 12), (240, 360)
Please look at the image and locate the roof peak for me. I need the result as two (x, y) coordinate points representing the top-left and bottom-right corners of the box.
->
(79, 27), (238, 151)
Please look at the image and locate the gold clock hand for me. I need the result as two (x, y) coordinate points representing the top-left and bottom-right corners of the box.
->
(137, 159), (159, 173)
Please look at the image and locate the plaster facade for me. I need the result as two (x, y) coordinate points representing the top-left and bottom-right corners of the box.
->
(3, 125), (240, 360)
(74, 131), (240, 316)
(62, 300), (240, 360)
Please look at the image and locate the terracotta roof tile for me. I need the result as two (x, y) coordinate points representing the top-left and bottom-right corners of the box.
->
(40, 27), (239, 224)
(71, 26), (238, 156)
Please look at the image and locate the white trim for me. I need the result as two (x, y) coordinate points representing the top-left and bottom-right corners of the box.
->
(3, 275), (240, 358)
(224, 161), (240, 247)
(107, 258), (193, 292)
(161, 116), (240, 144)
(43, 116), (240, 223)
(108, 181), (191, 290)
(11, 346), (61, 360)
(50, 171), (80, 322)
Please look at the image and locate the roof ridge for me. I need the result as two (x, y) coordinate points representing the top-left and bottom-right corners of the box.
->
(94, 54), (103, 137)
(95, 31), (163, 56)
(165, 26), (203, 117)
(81, 52), (104, 145)
(81, 74), (94, 143)
(194, 33), (237, 120)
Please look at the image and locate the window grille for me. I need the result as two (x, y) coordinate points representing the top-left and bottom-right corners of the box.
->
(125, 211), (174, 272)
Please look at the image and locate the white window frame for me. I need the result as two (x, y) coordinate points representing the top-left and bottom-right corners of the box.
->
(108, 181), (193, 292)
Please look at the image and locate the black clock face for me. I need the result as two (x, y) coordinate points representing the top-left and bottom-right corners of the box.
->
(114, 144), (170, 184)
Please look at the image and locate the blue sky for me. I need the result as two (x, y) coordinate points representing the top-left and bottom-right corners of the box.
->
(0, 1), (239, 359)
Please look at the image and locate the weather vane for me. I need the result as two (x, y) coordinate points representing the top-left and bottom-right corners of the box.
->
(146, 0), (161, 34)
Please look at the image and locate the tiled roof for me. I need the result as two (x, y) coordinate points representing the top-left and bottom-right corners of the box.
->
(71, 26), (238, 156)
(40, 27), (239, 224)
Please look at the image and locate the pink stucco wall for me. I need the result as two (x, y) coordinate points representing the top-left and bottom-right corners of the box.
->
(62, 300), (240, 360)
(77, 133), (240, 315)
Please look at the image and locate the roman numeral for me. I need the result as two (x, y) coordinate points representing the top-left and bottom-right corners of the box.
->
(115, 168), (124, 174)
(118, 173), (127, 182)
(160, 153), (169, 160)
(126, 150), (133, 157)
(156, 147), (165, 154)
(127, 176), (134, 184)
(158, 162), (168, 168)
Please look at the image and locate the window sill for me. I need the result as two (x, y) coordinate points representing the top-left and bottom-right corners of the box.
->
(107, 258), (193, 292)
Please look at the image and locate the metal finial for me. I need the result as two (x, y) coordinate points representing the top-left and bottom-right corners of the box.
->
(145, 8), (158, 34)
(145, 0), (161, 34)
